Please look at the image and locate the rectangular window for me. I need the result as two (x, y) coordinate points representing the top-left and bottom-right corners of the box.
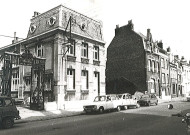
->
(172, 84), (176, 94)
(166, 59), (169, 69)
(161, 58), (165, 68)
(148, 59), (151, 71)
(93, 46), (99, 60)
(12, 69), (19, 91)
(37, 44), (43, 57)
(162, 73), (166, 84)
(81, 42), (88, 58)
(67, 69), (75, 90)
(81, 70), (88, 90)
(157, 62), (159, 73)
(66, 93), (75, 101)
(152, 61), (155, 72)
(81, 93), (88, 100)
(68, 39), (75, 56)
(167, 74), (169, 84)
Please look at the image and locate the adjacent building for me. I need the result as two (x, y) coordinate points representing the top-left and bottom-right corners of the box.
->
(106, 21), (160, 96)
(158, 45), (170, 100)
(180, 57), (190, 97)
(106, 20), (185, 100)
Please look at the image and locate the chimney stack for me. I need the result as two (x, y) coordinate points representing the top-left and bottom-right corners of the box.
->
(147, 29), (150, 41)
(128, 20), (134, 30)
(115, 24), (120, 35)
(167, 46), (171, 52)
(157, 40), (163, 49)
(33, 11), (40, 18)
(12, 32), (18, 44)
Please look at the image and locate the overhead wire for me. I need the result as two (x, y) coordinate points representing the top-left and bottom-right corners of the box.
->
(0, 34), (24, 39)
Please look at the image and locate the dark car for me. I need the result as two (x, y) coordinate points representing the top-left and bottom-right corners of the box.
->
(0, 96), (21, 129)
(137, 94), (158, 106)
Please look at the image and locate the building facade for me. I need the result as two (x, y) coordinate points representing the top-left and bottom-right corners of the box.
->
(158, 45), (171, 100)
(169, 54), (183, 98)
(106, 20), (185, 101)
(106, 21), (160, 96)
(180, 57), (190, 97)
(0, 5), (106, 110)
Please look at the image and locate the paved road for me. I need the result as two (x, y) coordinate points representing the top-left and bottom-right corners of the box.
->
(0, 101), (189, 135)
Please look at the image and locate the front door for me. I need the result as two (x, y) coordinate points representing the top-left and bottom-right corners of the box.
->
(93, 72), (99, 96)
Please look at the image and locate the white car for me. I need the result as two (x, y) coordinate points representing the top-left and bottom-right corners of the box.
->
(83, 95), (121, 113)
(117, 93), (140, 109)
(187, 93), (190, 101)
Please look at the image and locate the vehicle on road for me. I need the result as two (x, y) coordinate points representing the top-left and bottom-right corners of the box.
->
(186, 93), (190, 102)
(117, 93), (140, 109)
(83, 95), (121, 113)
(168, 104), (190, 135)
(0, 96), (21, 129)
(138, 94), (158, 106)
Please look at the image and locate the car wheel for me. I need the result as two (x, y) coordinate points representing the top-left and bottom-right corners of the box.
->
(124, 106), (128, 110)
(136, 103), (140, 108)
(155, 101), (158, 105)
(99, 107), (104, 113)
(147, 102), (151, 106)
(117, 106), (121, 111)
(3, 117), (14, 129)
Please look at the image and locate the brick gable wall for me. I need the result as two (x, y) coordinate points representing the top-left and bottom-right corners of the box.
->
(106, 25), (147, 94)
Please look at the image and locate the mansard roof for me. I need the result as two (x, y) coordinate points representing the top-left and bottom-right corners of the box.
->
(27, 5), (104, 42)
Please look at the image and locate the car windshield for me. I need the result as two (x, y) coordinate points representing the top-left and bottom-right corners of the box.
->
(117, 94), (130, 99)
(117, 95), (122, 99)
(94, 96), (106, 102)
(141, 95), (149, 99)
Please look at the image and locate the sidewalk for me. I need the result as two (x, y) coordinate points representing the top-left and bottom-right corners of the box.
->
(158, 97), (186, 104)
(16, 107), (84, 124)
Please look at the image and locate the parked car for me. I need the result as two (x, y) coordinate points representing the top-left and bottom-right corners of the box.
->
(0, 96), (21, 129)
(186, 93), (190, 101)
(83, 95), (121, 113)
(117, 93), (140, 109)
(14, 98), (24, 105)
(138, 94), (158, 106)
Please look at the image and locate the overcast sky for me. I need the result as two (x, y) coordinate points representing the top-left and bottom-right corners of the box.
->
(0, 0), (189, 60)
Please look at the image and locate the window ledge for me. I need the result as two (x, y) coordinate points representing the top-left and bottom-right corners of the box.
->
(93, 60), (100, 66)
(81, 89), (89, 93)
(66, 89), (76, 92)
(81, 58), (89, 64)
(67, 55), (76, 62)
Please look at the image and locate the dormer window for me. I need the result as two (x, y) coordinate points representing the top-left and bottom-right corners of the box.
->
(48, 16), (56, 26)
(30, 24), (36, 33)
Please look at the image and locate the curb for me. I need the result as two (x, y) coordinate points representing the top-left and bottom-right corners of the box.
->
(16, 111), (85, 124)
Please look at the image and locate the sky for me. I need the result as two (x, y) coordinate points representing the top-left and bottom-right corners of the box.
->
(0, 0), (190, 60)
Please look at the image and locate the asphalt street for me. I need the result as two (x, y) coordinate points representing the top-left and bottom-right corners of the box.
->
(0, 101), (189, 135)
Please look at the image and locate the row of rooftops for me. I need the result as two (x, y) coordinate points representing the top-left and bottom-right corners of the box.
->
(115, 20), (190, 66)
